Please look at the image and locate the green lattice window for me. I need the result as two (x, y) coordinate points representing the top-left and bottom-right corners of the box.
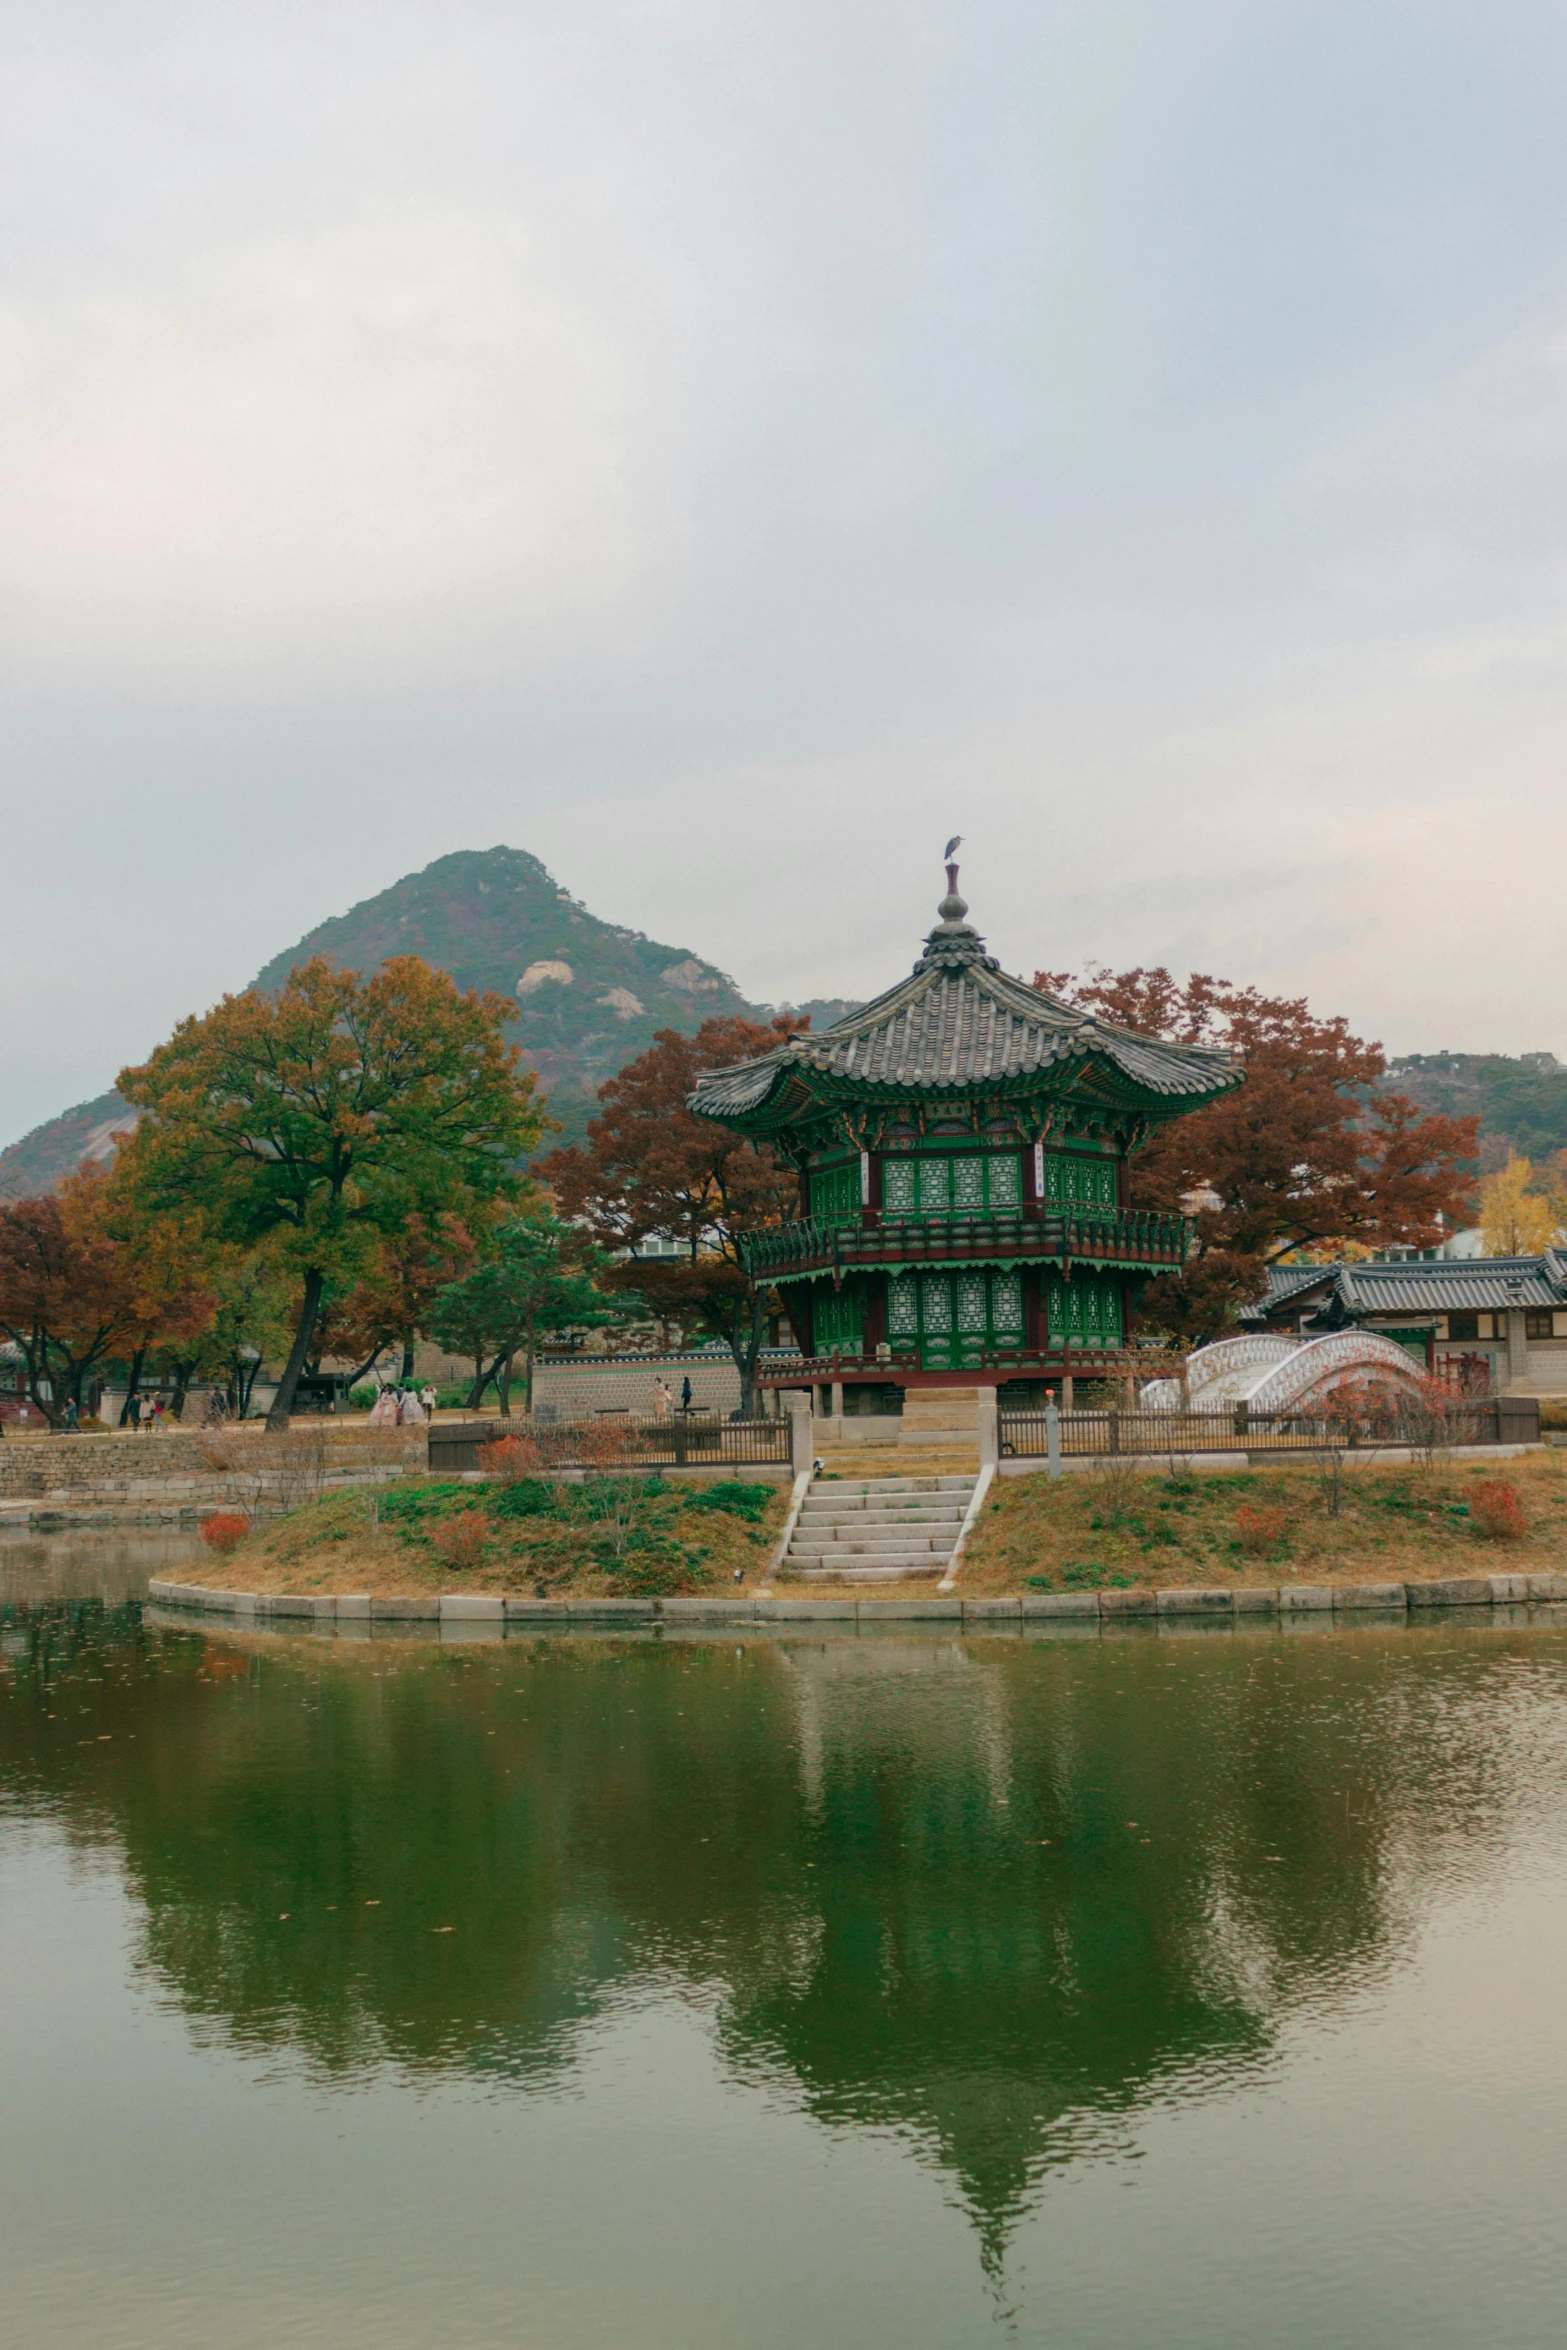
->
(813, 1282), (864, 1355)
(880, 1151), (1022, 1215)
(885, 1267), (1028, 1368)
(1039, 1152), (1117, 1210)
(811, 1160), (861, 1225)
(1046, 1273), (1123, 1348)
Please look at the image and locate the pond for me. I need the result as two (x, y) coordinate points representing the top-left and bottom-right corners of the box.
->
(4, 1535), (1567, 2347)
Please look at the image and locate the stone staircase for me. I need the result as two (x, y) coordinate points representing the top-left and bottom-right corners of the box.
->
(781, 1473), (978, 1583)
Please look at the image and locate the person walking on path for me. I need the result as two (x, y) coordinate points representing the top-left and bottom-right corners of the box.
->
(420, 1383), (437, 1422)
(652, 1377), (671, 1420)
(680, 1375), (693, 1413)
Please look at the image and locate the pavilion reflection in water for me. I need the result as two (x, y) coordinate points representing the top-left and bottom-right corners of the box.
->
(1, 1608), (1490, 2255)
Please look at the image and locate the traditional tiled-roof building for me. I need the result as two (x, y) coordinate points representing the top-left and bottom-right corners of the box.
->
(689, 858), (1241, 1402)
(1243, 1253), (1567, 1394)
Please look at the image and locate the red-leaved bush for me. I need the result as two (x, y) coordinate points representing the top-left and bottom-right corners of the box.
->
(430, 1510), (492, 1573)
(199, 1511), (251, 1553)
(1235, 1504), (1288, 1557)
(1470, 1481), (1527, 1542)
(476, 1434), (544, 1479)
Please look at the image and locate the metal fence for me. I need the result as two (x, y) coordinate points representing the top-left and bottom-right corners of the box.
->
(999, 1397), (1537, 1460)
(428, 1414), (792, 1475)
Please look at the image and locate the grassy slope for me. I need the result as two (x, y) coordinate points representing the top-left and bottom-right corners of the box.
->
(203, 1475), (789, 1598)
(957, 1452), (1567, 1595)
(189, 1455), (1567, 1604)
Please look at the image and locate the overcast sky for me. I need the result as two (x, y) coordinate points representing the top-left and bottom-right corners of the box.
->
(5, 0), (1567, 1147)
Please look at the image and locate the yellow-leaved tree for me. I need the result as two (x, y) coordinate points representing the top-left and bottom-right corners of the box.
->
(1478, 1157), (1561, 1258)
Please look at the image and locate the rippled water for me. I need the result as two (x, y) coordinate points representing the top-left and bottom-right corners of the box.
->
(5, 1538), (1567, 2346)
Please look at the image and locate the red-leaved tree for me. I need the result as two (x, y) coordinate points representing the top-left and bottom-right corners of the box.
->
(1034, 967), (1479, 1342)
(539, 1017), (805, 1414)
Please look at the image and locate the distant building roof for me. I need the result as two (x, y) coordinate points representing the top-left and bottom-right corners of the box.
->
(1244, 1252), (1567, 1325)
(1250, 1265), (1338, 1314)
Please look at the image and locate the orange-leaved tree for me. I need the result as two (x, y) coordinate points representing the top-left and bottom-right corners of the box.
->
(0, 1165), (149, 1422)
(308, 1209), (487, 1391)
(1034, 967), (1478, 1343)
(97, 1160), (219, 1423)
(539, 1016), (805, 1415)
(116, 957), (542, 1427)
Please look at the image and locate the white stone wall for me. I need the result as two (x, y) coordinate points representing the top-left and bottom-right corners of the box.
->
(532, 1355), (744, 1417)
(1523, 1342), (1567, 1393)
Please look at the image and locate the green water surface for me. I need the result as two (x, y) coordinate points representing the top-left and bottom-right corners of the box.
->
(4, 1535), (1567, 2346)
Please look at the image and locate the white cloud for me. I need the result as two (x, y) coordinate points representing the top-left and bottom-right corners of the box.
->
(0, 209), (629, 647)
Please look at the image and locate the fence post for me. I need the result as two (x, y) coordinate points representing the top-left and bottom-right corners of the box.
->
(978, 1389), (998, 1467)
(674, 1417), (689, 1467)
(787, 1394), (814, 1477)
(1045, 1401), (1062, 1481)
(1234, 1401), (1249, 1438)
(1109, 1410), (1120, 1454)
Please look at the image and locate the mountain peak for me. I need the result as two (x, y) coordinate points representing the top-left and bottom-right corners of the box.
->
(248, 844), (753, 1146)
(0, 845), (861, 1196)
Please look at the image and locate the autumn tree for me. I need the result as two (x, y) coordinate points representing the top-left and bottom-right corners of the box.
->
(428, 1216), (627, 1414)
(540, 1016), (804, 1415)
(185, 1249), (297, 1419)
(1034, 967), (1479, 1342)
(308, 1210), (485, 1389)
(1477, 1157), (1561, 1258)
(0, 1171), (140, 1421)
(96, 1166), (220, 1423)
(116, 957), (542, 1428)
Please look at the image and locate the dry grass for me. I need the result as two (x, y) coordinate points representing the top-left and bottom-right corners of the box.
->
(195, 1474), (789, 1599)
(957, 1450), (1567, 1594)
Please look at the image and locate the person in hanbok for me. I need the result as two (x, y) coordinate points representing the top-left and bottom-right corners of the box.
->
(398, 1388), (425, 1425)
(367, 1386), (398, 1428)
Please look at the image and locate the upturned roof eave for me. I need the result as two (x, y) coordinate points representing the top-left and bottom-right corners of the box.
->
(690, 1048), (1238, 1133)
(685, 887), (1241, 1130)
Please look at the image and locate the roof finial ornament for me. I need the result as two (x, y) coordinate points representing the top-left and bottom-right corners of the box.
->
(938, 835), (968, 929)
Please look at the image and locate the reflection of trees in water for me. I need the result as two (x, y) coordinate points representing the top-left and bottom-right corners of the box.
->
(1, 1609), (1554, 2250)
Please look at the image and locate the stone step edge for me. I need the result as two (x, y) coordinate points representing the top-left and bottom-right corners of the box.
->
(806, 1478), (977, 1493)
(144, 1575), (1567, 1623)
(795, 1516), (965, 1530)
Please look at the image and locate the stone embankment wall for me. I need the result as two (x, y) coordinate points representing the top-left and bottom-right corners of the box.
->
(145, 1573), (1567, 1629)
(0, 1427), (422, 1525)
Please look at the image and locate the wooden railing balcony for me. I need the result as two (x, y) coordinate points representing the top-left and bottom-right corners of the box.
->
(739, 1205), (1191, 1283)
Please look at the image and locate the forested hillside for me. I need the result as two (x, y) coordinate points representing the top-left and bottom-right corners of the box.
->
(1390, 1053), (1567, 1172)
(0, 846), (859, 1195)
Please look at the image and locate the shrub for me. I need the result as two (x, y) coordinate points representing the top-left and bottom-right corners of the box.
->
(684, 1482), (774, 1523)
(199, 1511), (251, 1553)
(603, 1541), (713, 1598)
(1235, 1504), (1288, 1558)
(429, 1510), (492, 1573)
(488, 1477), (567, 1521)
(477, 1433), (545, 1479)
(1470, 1480), (1527, 1542)
(379, 1480), (481, 1526)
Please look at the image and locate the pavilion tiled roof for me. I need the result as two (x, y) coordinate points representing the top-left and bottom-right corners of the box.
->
(691, 894), (1238, 1125)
